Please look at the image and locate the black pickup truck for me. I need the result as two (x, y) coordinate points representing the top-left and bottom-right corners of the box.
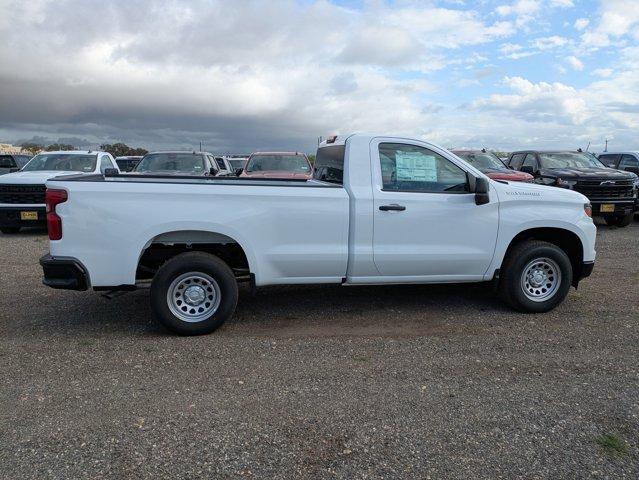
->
(508, 150), (638, 227)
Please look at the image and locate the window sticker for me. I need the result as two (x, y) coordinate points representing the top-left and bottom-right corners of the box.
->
(395, 151), (437, 182)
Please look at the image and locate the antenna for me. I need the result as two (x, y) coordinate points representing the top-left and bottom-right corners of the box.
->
(585, 141), (591, 152)
(199, 141), (202, 152)
(604, 139), (608, 152)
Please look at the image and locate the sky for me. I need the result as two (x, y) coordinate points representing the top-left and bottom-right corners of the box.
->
(0, 0), (638, 153)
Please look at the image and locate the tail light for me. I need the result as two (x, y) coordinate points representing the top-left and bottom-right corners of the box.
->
(46, 189), (68, 240)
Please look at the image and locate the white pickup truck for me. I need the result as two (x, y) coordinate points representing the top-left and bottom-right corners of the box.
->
(40, 134), (596, 335)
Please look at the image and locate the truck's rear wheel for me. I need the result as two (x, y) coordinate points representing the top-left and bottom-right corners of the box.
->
(499, 240), (572, 313)
(150, 252), (238, 335)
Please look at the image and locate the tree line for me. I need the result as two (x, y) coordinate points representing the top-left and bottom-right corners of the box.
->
(19, 142), (148, 157)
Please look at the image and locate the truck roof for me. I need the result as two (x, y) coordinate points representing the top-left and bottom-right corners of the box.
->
(40, 150), (104, 155)
(598, 151), (639, 155)
(249, 151), (306, 156)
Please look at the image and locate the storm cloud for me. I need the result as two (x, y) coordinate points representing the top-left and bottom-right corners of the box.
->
(1, 0), (639, 152)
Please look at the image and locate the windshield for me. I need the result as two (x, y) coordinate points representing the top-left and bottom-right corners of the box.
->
(539, 152), (605, 169)
(135, 153), (206, 173)
(246, 154), (310, 173)
(22, 153), (97, 172)
(454, 152), (505, 170)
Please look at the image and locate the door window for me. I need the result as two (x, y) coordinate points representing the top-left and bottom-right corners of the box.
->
(619, 154), (639, 169)
(522, 153), (538, 171)
(509, 153), (525, 169)
(598, 154), (620, 168)
(99, 155), (114, 173)
(378, 143), (468, 193)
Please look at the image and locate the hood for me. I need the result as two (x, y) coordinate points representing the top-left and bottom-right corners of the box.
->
(491, 177), (589, 204)
(540, 166), (635, 181)
(242, 170), (312, 179)
(0, 170), (82, 184)
(482, 168), (533, 182)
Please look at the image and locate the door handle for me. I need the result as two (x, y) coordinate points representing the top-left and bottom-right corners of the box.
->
(379, 204), (406, 211)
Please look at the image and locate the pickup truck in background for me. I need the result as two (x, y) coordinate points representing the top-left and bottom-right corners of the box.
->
(133, 151), (234, 177)
(239, 152), (313, 179)
(507, 150), (638, 227)
(451, 149), (533, 183)
(40, 134), (596, 335)
(0, 150), (118, 234)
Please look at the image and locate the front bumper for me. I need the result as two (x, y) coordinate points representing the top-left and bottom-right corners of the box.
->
(0, 206), (46, 227)
(590, 200), (635, 217)
(40, 254), (89, 291)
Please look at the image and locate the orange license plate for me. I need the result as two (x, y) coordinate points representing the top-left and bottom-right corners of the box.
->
(600, 204), (615, 213)
(20, 211), (38, 220)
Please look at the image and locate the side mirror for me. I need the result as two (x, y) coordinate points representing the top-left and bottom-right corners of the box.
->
(209, 167), (218, 176)
(104, 168), (119, 177)
(520, 165), (535, 175)
(624, 166), (639, 175)
(235, 168), (243, 176)
(475, 177), (490, 205)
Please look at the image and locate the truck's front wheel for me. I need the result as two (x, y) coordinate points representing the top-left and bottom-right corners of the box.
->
(150, 252), (238, 335)
(499, 240), (573, 313)
(604, 213), (633, 227)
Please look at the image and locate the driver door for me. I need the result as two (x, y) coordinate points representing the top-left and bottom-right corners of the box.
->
(371, 139), (499, 279)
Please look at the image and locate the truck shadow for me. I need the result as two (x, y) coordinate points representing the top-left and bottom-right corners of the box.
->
(35, 281), (520, 338)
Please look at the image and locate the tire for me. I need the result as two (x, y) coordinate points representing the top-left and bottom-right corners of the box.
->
(604, 213), (633, 227)
(150, 251), (238, 335)
(0, 227), (20, 234)
(499, 240), (573, 313)
(616, 213), (633, 227)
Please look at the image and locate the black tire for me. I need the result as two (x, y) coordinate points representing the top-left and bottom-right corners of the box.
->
(499, 240), (573, 313)
(150, 251), (238, 335)
(604, 213), (633, 227)
(0, 227), (20, 234)
(616, 213), (633, 227)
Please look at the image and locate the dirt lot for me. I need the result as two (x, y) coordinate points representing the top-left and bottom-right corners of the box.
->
(1, 221), (638, 479)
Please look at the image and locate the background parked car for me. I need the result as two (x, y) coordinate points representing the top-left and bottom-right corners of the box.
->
(115, 155), (143, 172)
(240, 152), (313, 179)
(597, 151), (639, 176)
(0, 153), (32, 175)
(452, 149), (533, 182)
(0, 150), (118, 234)
(133, 151), (232, 176)
(508, 150), (637, 227)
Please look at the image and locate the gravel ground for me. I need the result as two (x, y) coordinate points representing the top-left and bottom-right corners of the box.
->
(1, 221), (639, 479)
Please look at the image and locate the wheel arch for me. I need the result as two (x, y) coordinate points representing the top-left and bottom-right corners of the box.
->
(135, 227), (258, 284)
(498, 227), (585, 286)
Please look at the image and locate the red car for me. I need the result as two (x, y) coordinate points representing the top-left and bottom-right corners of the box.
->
(452, 150), (533, 182)
(240, 152), (313, 179)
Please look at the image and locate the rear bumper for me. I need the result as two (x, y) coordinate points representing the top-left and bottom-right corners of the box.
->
(0, 206), (46, 227)
(590, 200), (635, 217)
(40, 254), (89, 291)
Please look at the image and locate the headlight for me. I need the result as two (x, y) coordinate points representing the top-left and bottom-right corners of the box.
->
(555, 178), (577, 188)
